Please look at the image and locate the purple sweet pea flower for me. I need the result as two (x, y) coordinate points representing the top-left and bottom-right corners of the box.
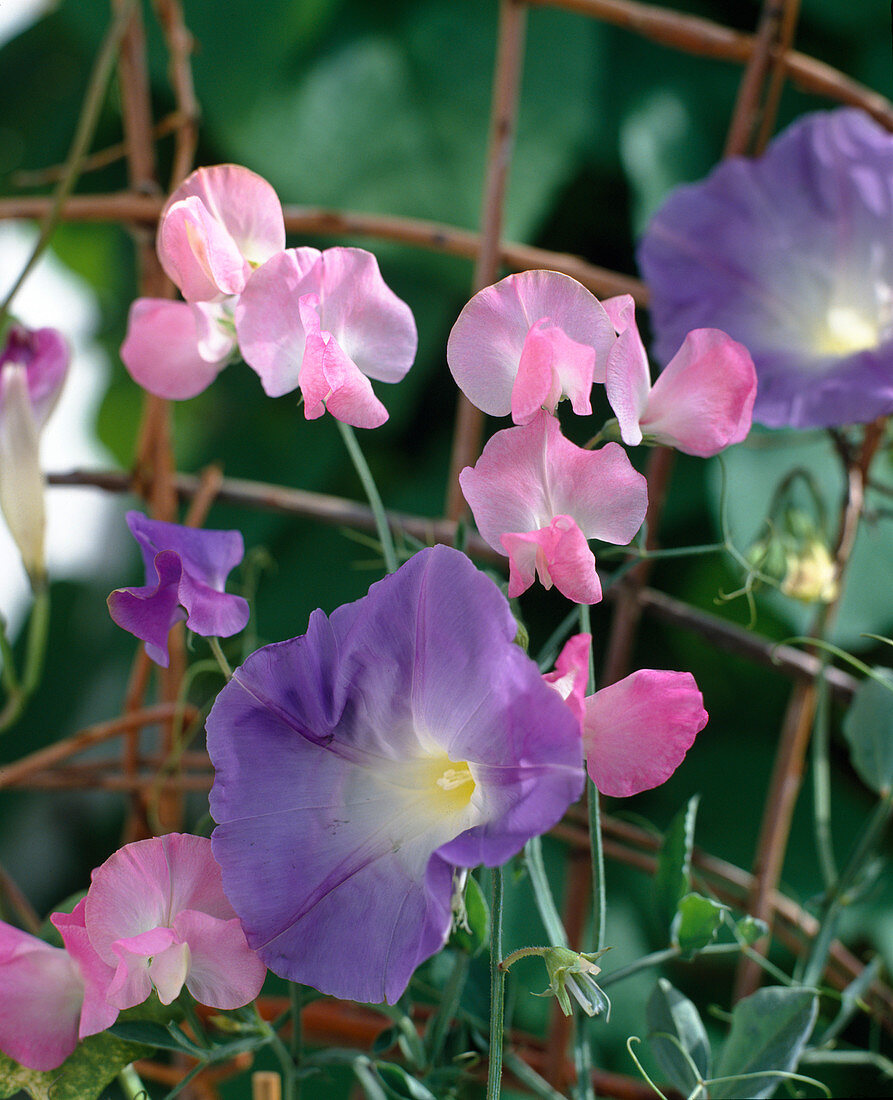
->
(207, 545), (584, 1005)
(108, 511), (249, 667)
(638, 108), (893, 429)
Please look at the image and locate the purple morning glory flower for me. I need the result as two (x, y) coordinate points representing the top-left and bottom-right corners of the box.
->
(207, 545), (584, 1005)
(638, 108), (893, 429)
(108, 511), (250, 667)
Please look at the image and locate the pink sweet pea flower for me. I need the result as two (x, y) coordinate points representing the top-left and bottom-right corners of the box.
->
(459, 411), (647, 604)
(53, 834), (266, 1030)
(583, 670), (708, 796)
(157, 164), (286, 303)
(447, 270), (617, 423)
(603, 295), (757, 458)
(120, 298), (236, 400)
(0, 921), (84, 1070)
(235, 246), (417, 428)
(543, 634), (591, 727)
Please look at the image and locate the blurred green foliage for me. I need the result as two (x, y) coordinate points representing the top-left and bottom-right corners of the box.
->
(1, 0), (892, 1097)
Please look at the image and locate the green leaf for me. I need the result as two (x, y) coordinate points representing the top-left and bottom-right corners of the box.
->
(671, 893), (727, 957)
(842, 668), (893, 795)
(712, 986), (818, 1099)
(109, 1019), (200, 1055)
(374, 1062), (438, 1100)
(654, 795), (700, 932)
(646, 978), (711, 1097)
(0, 1030), (145, 1100)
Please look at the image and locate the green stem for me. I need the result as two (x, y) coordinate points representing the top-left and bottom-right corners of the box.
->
(208, 636), (233, 680)
(573, 1015), (595, 1100)
(810, 670), (837, 890)
(0, 583), (50, 733)
(336, 420), (398, 574)
(0, 0), (137, 324)
(117, 1064), (147, 1100)
(802, 789), (893, 988)
(486, 866), (506, 1100)
(0, 614), (19, 694)
(599, 942), (743, 989)
(426, 949), (471, 1067)
(525, 836), (568, 946)
(588, 780), (606, 954)
(289, 982), (304, 1100)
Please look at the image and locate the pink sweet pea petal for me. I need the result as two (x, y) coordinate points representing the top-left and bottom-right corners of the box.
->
(0, 920), (83, 1070)
(79, 834), (264, 1014)
(641, 328), (757, 457)
(158, 165), (286, 301)
(107, 927), (178, 1008)
(236, 247), (416, 406)
(313, 247), (417, 385)
(511, 320), (596, 423)
(583, 670), (708, 796)
(52, 900), (118, 1038)
(459, 412), (647, 582)
(543, 633), (591, 727)
(173, 910), (267, 1008)
(159, 196), (249, 301)
(298, 294), (389, 428)
(447, 270), (615, 418)
(121, 298), (234, 400)
(603, 294), (651, 446)
(502, 517), (602, 603)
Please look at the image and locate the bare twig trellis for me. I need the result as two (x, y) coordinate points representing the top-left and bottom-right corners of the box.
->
(1, 0), (892, 1095)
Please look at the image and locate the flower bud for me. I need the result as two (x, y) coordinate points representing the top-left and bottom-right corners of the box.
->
(0, 325), (68, 583)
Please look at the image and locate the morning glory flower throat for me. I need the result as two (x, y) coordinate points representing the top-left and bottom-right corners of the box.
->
(207, 545), (584, 1004)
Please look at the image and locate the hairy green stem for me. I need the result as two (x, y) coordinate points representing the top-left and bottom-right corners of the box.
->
(0, 583), (50, 733)
(810, 670), (837, 890)
(486, 866), (506, 1100)
(209, 636), (233, 680)
(336, 421), (398, 574)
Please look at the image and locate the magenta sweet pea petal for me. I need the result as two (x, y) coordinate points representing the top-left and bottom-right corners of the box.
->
(0, 920), (83, 1071)
(641, 328), (757, 457)
(447, 270), (615, 420)
(236, 247), (417, 421)
(583, 670), (708, 797)
(0, 325), (69, 428)
(158, 164), (286, 302)
(120, 298), (235, 400)
(604, 297), (756, 456)
(459, 412), (647, 602)
(638, 108), (893, 429)
(207, 545), (583, 1004)
(543, 634), (591, 727)
(108, 512), (249, 667)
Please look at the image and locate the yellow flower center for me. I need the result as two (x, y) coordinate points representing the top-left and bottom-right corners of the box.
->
(427, 756), (476, 813)
(814, 305), (879, 357)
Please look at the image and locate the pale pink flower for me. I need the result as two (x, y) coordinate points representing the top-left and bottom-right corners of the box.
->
(235, 247), (417, 428)
(447, 270), (616, 423)
(603, 295), (757, 458)
(0, 921), (84, 1070)
(459, 411), (647, 604)
(53, 833), (266, 1031)
(120, 298), (236, 400)
(583, 670), (708, 796)
(157, 164), (286, 303)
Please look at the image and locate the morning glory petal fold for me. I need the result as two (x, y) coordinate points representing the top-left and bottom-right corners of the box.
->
(207, 545), (584, 1005)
